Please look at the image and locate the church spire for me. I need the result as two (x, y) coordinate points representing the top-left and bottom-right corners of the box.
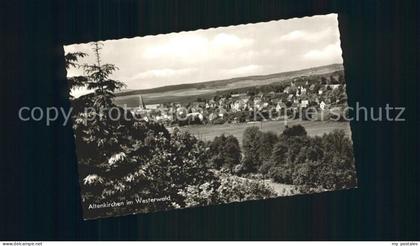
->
(139, 95), (146, 109)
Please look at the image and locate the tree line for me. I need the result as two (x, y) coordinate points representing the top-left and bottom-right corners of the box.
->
(207, 124), (357, 193)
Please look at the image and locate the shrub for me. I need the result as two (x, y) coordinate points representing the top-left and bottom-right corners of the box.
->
(281, 124), (307, 138)
(215, 173), (276, 203)
(212, 118), (226, 125)
(177, 172), (276, 208)
(269, 166), (292, 183)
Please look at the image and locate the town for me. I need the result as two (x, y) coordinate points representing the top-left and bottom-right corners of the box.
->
(125, 71), (349, 126)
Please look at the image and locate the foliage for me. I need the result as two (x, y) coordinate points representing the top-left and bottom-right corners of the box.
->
(75, 111), (218, 215)
(82, 42), (126, 108)
(259, 124), (357, 191)
(242, 126), (263, 172)
(179, 172), (276, 207)
(211, 117), (226, 125)
(208, 134), (241, 171)
(65, 52), (88, 95)
(258, 131), (279, 162)
(65, 52), (87, 70)
(281, 124), (307, 138)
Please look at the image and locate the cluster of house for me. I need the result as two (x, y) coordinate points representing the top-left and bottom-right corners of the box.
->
(128, 80), (347, 125)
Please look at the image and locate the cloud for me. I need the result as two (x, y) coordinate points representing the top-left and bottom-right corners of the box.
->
(303, 42), (342, 61)
(222, 65), (262, 77)
(142, 35), (209, 60)
(278, 30), (306, 41)
(71, 87), (94, 98)
(276, 28), (335, 43)
(130, 68), (196, 80)
(212, 33), (254, 49)
(142, 33), (254, 62)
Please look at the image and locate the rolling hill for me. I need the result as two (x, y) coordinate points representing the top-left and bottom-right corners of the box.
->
(114, 63), (344, 106)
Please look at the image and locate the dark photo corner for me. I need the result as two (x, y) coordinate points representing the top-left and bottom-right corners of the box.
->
(0, 0), (419, 241)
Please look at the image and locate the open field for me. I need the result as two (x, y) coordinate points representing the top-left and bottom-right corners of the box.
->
(173, 120), (351, 145)
(114, 88), (219, 106)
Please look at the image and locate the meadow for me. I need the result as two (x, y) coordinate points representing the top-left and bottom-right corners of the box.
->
(173, 120), (352, 145)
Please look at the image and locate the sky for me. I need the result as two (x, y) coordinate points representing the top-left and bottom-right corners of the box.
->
(65, 13), (342, 96)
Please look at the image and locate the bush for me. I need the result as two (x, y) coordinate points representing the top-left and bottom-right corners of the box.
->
(176, 172), (276, 208)
(232, 164), (247, 175)
(269, 166), (293, 184)
(212, 118), (226, 125)
(281, 124), (307, 138)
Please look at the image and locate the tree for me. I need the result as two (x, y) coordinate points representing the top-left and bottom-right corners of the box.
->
(82, 42), (126, 108)
(65, 51), (88, 96)
(321, 129), (354, 166)
(224, 135), (242, 170)
(259, 141), (288, 179)
(281, 124), (307, 138)
(271, 142), (289, 164)
(338, 74), (345, 84)
(65, 52), (87, 70)
(265, 132), (310, 184)
(209, 134), (241, 171)
(258, 131), (279, 162)
(242, 126), (262, 172)
(289, 129), (356, 191)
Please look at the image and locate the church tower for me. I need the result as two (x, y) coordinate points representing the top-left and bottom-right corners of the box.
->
(139, 95), (146, 109)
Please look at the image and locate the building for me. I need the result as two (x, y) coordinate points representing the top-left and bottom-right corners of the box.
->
(320, 101), (326, 110)
(301, 100), (309, 108)
(147, 104), (160, 110)
(138, 95), (146, 109)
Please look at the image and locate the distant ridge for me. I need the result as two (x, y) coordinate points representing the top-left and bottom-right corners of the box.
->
(116, 63), (343, 97)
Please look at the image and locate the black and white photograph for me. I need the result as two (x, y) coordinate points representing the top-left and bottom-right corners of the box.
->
(3, 0), (419, 242)
(64, 13), (357, 220)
